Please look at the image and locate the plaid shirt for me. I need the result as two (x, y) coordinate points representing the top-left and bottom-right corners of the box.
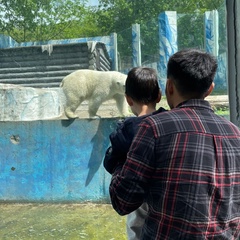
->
(110, 99), (240, 240)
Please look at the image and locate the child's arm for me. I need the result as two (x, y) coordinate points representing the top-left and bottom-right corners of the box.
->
(103, 146), (126, 174)
(103, 118), (136, 174)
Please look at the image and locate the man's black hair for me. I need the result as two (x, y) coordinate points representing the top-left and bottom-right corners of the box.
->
(167, 49), (218, 98)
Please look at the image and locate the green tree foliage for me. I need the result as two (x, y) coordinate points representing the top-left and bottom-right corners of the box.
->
(0, 0), (225, 58)
(96, 0), (224, 34)
(95, 0), (225, 64)
(0, 0), (98, 42)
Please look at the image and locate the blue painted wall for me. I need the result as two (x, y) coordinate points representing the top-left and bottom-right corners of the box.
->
(0, 118), (117, 203)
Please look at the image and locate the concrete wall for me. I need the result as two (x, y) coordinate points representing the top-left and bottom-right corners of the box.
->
(0, 118), (117, 203)
(0, 42), (111, 88)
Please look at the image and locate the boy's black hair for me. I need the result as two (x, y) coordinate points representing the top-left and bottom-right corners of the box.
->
(125, 67), (160, 104)
(167, 49), (218, 98)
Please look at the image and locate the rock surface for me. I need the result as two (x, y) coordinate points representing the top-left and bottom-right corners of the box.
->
(0, 84), (63, 121)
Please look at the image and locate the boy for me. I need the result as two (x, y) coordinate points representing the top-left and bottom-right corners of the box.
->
(103, 67), (166, 240)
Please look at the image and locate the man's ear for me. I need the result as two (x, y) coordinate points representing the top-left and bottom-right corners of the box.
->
(166, 78), (174, 95)
(125, 95), (133, 106)
(204, 82), (215, 98)
(156, 90), (162, 103)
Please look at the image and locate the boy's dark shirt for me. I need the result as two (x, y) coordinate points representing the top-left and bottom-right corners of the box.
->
(103, 107), (166, 174)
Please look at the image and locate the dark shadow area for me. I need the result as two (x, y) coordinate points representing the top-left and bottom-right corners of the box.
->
(61, 118), (76, 127)
(85, 119), (116, 187)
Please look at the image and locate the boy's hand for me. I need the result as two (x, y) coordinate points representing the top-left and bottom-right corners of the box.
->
(103, 146), (126, 174)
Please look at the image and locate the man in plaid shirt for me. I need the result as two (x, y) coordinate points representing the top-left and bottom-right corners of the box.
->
(109, 49), (240, 239)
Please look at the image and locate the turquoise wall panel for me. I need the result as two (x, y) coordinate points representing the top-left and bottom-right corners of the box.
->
(0, 118), (117, 203)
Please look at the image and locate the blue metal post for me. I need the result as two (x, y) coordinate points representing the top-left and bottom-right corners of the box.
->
(157, 11), (178, 93)
(132, 23), (141, 67)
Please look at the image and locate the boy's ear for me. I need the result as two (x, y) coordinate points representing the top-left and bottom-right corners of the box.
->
(125, 95), (133, 106)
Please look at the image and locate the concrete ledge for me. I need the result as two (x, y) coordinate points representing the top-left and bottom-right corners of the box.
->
(0, 84), (63, 121)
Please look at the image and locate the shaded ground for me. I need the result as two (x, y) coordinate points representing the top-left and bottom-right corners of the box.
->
(0, 203), (127, 240)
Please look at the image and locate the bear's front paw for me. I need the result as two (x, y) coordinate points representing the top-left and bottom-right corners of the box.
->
(89, 114), (101, 119)
(65, 111), (78, 119)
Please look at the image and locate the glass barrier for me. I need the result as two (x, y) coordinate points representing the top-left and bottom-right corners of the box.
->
(0, 1), (229, 239)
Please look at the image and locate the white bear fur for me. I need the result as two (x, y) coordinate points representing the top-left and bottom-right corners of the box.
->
(60, 69), (129, 118)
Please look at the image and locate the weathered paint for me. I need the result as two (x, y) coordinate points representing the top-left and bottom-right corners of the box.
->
(0, 118), (118, 203)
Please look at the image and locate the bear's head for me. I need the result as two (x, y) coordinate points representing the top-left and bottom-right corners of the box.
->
(113, 72), (127, 94)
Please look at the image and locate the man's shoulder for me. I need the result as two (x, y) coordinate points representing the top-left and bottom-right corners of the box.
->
(147, 107), (240, 136)
(152, 107), (167, 115)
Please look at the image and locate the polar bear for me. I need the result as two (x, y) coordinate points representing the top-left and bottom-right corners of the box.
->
(60, 69), (129, 118)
